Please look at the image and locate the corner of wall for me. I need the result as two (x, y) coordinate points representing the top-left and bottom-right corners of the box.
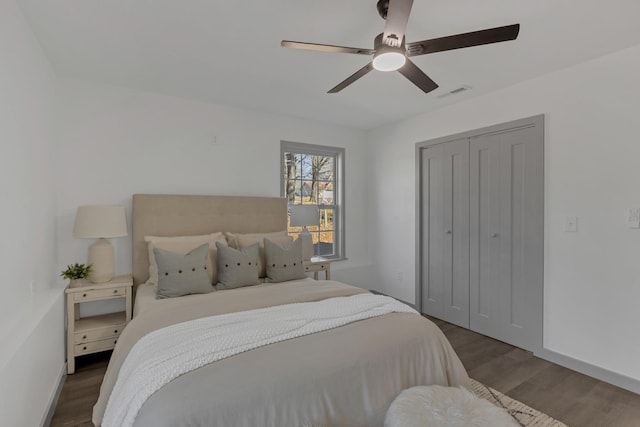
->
(0, 289), (66, 427)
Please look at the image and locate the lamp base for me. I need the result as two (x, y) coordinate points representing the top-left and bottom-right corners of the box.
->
(88, 238), (115, 283)
(299, 227), (313, 262)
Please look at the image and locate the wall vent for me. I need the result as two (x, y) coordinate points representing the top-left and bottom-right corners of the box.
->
(437, 85), (472, 99)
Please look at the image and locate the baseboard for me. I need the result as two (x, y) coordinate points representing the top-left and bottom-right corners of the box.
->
(537, 348), (640, 395)
(41, 362), (67, 427)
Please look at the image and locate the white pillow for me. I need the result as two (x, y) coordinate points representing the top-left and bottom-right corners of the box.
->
(145, 232), (227, 286)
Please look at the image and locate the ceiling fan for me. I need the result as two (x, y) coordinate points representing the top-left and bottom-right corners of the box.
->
(281, 0), (520, 94)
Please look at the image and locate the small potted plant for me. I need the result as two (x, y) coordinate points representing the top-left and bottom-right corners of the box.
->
(61, 263), (93, 287)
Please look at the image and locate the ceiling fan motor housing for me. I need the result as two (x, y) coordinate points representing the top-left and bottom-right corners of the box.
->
(374, 32), (404, 50)
(376, 0), (389, 19)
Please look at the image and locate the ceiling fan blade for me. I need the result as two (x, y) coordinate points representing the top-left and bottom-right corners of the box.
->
(281, 40), (374, 55)
(397, 59), (438, 93)
(406, 24), (520, 57)
(382, 0), (414, 47)
(328, 63), (374, 93)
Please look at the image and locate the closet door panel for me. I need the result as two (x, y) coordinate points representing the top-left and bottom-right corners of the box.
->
(420, 139), (469, 327)
(442, 140), (469, 327)
(421, 145), (445, 318)
(469, 138), (501, 335)
(496, 126), (544, 351)
(470, 123), (543, 352)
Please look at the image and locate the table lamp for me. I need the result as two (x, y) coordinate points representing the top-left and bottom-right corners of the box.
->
(290, 205), (319, 261)
(73, 205), (128, 283)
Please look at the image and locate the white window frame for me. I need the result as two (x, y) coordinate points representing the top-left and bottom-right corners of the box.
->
(280, 141), (345, 260)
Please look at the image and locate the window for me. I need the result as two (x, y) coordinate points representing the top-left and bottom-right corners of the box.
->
(281, 141), (345, 260)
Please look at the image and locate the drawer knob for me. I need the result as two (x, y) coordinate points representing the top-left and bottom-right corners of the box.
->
(82, 335), (87, 339)
(114, 339), (117, 344)
(113, 290), (118, 294)
(114, 329), (118, 334)
(82, 293), (87, 297)
(83, 346), (87, 350)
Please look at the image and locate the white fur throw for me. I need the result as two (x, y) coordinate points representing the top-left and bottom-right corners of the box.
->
(385, 385), (519, 427)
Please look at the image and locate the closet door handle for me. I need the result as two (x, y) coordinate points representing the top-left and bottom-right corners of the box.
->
(491, 233), (499, 238)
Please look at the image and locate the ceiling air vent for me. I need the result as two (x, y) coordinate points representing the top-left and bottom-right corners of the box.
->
(437, 85), (472, 99)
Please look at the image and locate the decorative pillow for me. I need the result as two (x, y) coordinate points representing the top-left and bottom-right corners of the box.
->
(228, 231), (293, 278)
(225, 230), (289, 249)
(264, 237), (306, 283)
(154, 244), (212, 299)
(145, 232), (227, 286)
(215, 242), (260, 290)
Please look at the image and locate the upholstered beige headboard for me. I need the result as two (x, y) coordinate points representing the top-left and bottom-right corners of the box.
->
(132, 194), (287, 293)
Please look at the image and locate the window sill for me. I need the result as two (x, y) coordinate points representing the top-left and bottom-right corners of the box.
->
(319, 256), (347, 262)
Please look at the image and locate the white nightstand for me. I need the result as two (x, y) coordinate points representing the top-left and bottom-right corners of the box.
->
(65, 274), (133, 374)
(304, 257), (332, 280)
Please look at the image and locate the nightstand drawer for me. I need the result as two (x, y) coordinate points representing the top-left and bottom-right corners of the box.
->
(74, 323), (125, 344)
(73, 287), (125, 302)
(303, 258), (331, 280)
(305, 264), (328, 272)
(74, 337), (119, 356)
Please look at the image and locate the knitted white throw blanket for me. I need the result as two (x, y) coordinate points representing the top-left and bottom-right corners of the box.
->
(102, 293), (416, 427)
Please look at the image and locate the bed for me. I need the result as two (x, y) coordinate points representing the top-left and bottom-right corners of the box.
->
(92, 194), (469, 427)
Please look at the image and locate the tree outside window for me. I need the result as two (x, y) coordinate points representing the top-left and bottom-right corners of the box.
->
(281, 141), (344, 259)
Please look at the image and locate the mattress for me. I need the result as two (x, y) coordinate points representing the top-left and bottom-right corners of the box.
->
(93, 279), (469, 427)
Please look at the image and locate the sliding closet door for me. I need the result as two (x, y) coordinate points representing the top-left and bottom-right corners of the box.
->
(420, 139), (469, 327)
(469, 122), (543, 352)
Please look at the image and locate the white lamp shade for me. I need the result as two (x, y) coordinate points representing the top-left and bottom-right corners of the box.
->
(73, 205), (128, 238)
(290, 205), (319, 227)
(73, 205), (127, 283)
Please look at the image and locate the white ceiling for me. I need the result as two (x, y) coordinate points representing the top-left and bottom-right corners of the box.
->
(17, 0), (640, 130)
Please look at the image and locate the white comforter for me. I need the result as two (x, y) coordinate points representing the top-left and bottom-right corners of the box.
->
(102, 294), (417, 427)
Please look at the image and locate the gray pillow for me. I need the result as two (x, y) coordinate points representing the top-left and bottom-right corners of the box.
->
(215, 241), (260, 290)
(154, 243), (212, 299)
(264, 237), (306, 283)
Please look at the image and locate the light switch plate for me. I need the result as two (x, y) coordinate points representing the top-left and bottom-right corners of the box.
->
(564, 216), (578, 232)
(627, 208), (640, 228)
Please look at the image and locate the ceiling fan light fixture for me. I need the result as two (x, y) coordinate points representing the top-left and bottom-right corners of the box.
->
(372, 49), (406, 71)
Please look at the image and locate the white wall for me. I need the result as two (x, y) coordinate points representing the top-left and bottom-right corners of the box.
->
(367, 44), (640, 384)
(9, 2), (639, 421)
(0, 0), (64, 425)
(56, 79), (372, 315)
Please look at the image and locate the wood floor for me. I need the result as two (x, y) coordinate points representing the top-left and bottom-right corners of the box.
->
(51, 352), (110, 427)
(50, 318), (640, 427)
(428, 316), (640, 427)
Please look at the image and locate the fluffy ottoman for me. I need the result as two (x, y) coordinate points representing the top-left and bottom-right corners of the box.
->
(385, 385), (519, 427)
